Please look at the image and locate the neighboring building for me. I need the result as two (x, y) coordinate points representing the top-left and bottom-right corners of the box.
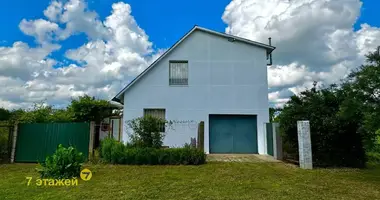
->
(112, 26), (275, 154)
(99, 116), (123, 141)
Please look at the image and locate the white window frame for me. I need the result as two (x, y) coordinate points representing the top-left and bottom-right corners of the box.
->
(169, 60), (188, 86)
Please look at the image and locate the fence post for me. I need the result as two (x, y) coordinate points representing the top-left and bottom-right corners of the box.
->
(10, 123), (18, 163)
(89, 121), (95, 160)
(197, 121), (204, 152)
(297, 120), (313, 169)
(272, 123), (283, 160)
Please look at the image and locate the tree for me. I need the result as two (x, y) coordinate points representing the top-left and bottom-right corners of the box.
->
(277, 48), (380, 168)
(9, 103), (73, 123)
(67, 95), (114, 123)
(340, 49), (380, 151)
(269, 107), (282, 122)
(278, 84), (366, 167)
(0, 108), (11, 121)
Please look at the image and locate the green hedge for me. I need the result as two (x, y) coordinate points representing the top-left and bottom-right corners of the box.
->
(367, 152), (380, 163)
(100, 138), (206, 165)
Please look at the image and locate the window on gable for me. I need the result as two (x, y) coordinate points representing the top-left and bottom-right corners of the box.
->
(169, 61), (188, 85)
(143, 109), (166, 132)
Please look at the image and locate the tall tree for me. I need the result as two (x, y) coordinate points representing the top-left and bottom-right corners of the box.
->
(276, 46), (380, 168)
(340, 48), (380, 151)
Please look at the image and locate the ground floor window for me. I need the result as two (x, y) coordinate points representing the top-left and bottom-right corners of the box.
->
(143, 109), (166, 132)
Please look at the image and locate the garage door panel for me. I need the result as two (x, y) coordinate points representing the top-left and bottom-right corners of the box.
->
(209, 115), (258, 154)
(233, 116), (257, 153)
(209, 117), (234, 153)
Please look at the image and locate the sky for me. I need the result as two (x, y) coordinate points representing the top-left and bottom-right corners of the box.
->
(0, 0), (380, 109)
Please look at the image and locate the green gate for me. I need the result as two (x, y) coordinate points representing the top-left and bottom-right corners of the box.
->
(209, 115), (258, 154)
(15, 123), (90, 162)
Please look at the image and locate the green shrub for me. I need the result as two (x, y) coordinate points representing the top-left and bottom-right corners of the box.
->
(37, 144), (85, 179)
(100, 137), (120, 163)
(0, 129), (9, 163)
(367, 152), (380, 163)
(128, 115), (166, 148)
(100, 138), (206, 165)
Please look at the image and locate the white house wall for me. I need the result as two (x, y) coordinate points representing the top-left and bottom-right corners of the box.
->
(122, 30), (270, 154)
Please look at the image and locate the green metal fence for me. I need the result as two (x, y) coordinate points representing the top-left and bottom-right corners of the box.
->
(15, 122), (90, 163)
(266, 123), (274, 156)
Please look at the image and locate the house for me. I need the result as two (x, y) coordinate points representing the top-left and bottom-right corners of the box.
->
(112, 26), (275, 154)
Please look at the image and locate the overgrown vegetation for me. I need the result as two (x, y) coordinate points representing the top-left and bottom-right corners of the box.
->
(277, 48), (380, 168)
(127, 115), (167, 148)
(0, 108), (11, 121)
(68, 95), (114, 123)
(100, 116), (206, 165)
(0, 95), (116, 124)
(100, 138), (206, 165)
(36, 144), (85, 179)
(0, 120), (12, 163)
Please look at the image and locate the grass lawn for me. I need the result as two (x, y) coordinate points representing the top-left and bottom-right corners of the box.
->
(1, 162), (380, 200)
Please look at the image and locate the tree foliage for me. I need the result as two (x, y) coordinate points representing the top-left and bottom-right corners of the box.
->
(67, 95), (113, 123)
(2, 95), (115, 124)
(269, 107), (282, 122)
(10, 103), (74, 123)
(0, 108), (11, 121)
(278, 83), (366, 167)
(278, 48), (380, 168)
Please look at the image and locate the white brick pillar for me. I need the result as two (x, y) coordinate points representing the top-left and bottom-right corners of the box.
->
(297, 121), (313, 169)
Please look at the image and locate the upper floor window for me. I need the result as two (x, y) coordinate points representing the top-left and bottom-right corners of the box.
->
(169, 61), (188, 86)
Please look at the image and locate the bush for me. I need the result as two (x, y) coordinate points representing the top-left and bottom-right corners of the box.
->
(278, 85), (367, 168)
(100, 138), (206, 165)
(367, 152), (380, 164)
(128, 115), (166, 148)
(100, 137), (121, 164)
(37, 144), (85, 179)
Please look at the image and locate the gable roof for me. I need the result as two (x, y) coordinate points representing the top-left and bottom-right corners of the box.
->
(112, 25), (276, 103)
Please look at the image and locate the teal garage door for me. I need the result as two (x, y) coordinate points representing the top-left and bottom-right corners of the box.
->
(209, 115), (258, 153)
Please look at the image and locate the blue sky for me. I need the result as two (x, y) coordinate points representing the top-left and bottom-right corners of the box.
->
(1, 0), (377, 57)
(1, 0), (231, 54)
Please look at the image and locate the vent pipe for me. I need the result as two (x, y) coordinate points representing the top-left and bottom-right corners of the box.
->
(267, 37), (273, 66)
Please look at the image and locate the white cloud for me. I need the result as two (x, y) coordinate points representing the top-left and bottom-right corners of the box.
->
(58, 0), (109, 40)
(0, 42), (59, 81)
(44, 1), (63, 22)
(0, 0), (158, 109)
(19, 19), (60, 44)
(222, 0), (380, 106)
